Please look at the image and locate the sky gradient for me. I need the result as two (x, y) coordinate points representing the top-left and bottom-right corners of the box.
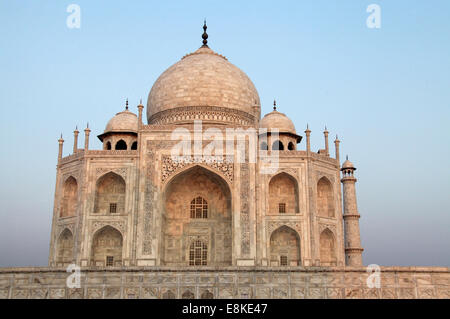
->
(0, 0), (449, 267)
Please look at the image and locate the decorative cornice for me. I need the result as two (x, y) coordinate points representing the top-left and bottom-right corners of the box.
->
(319, 223), (337, 235)
(91, 221), (126, 236)
(86, 150), (138, 156)
(345, 247), (364, 253)
(267, 221), (302, 234)
(95, 167), (128, 179)
(148, 106), (256, 126)
(161, 155), (234, 184)
(343, 214), (360, 220)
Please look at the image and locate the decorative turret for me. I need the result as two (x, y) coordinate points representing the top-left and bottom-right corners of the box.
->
(73, 127), (79, 154)
(259, 102), (302, 151)
(305, 124), (311, 153)
(137, 98), (144, 126)
(341, 156), (364, 266)
(58, 134), (64, 162)
(323, 126), (329, 156)
(334, 135), (340, 164)
(84, 123), (91, 151)
(98, 100), (139, 150)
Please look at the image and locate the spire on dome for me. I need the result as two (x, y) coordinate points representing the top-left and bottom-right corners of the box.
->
(273, 100), (277, 111)
(202, 20), (208, 47)
(126, 98), (129, 110)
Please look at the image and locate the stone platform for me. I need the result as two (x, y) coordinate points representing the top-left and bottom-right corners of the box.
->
(0, 266), (449, 299)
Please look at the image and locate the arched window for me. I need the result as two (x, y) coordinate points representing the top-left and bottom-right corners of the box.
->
(201, 290), (214, 299)
(260, 141), (268, 150)
(56, 228), (73, 265)
(106, 141), (112, 150)
(288, 142), (295, 151)
(320, 229), (337, 266)
(270, 226), (300, 266)
(272, 140), (284, 151)
(131, 141), (138, 150)
(162, 165), (232, 267)
(94, 172), (126, 214)
(189, 240), (207, 266)
(317, 177), (334, 217)
(162, 290), (175, 299)
(182, 290), (195, 299)
(190, 197), (208, 218)
(60, 176), (78, 217)
(269, 173), (299, 215)
(91, 226), (123, 267)
(115, 140), (127, 150)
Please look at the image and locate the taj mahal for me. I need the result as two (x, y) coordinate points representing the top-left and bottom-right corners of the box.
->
(0, 24), (448, 299)
(49, 22), (361, 270)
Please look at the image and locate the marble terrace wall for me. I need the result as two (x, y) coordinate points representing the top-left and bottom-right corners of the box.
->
(0, 266), (448, 299)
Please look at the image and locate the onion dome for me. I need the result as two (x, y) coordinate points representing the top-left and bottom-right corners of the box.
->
(147, 22), (260, 125)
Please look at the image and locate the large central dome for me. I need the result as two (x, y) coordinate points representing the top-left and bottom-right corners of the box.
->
(147, 42), (261, 126)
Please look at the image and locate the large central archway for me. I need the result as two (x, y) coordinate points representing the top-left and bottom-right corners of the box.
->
(161, 165), (232, 266)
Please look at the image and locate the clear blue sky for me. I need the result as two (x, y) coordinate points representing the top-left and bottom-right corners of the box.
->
(0, 0), (449, 267)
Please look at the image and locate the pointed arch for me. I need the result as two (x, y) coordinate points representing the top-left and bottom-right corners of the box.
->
(317, 176), (334, 217)
(260, 141), (268, 150)
(60, 176), (78, 217)
(90, 225), (123, 267)
(320, 228), (337, 266)
(272, 140), (284, 151)
(163, 162), (233, 192)
(106, 141), (112, 150)
(269, 172), (299, 214)
(201, 290), (214, 299)
(161, 165), (232, 266)
(131, 141), (138, 150)
(162, 290), (176, 299)
(94, 172), (126, 214)
(115, 139), (127, 150)
(269, 225), (301, 266)
(288, 142), (295, 151)
(56, 228), (74, 265)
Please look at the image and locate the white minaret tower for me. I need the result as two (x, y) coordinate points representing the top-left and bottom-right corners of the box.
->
(341, 156), (364, 266)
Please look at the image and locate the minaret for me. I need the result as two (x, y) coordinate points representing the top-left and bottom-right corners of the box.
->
(341, 156), (364, 266)
(73, 127), (79, 154)
(324, 126), (329, 156)
(305, 124), (311, 153)
(58, 134), (64, 162)
(334, 135), (340, 164)
(84, 123), (91, 151)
